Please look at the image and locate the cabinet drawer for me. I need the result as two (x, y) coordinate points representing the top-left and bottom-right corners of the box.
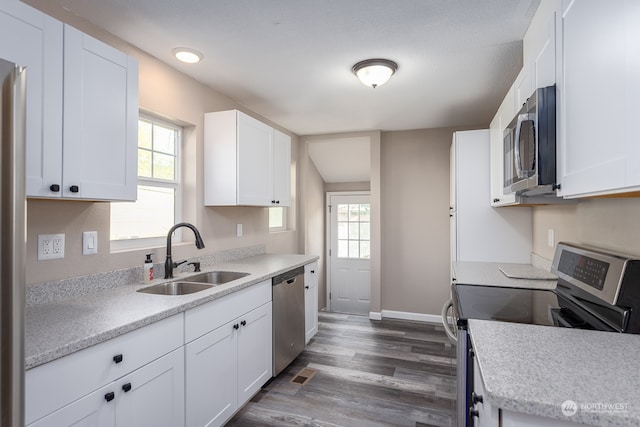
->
(185, 280), (271, 343)
(26, 313), (184, 425)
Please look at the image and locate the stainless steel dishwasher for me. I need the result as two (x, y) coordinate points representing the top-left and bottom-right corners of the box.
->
(272, 266), (305, 376)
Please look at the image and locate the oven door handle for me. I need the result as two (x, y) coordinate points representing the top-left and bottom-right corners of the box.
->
(441, 299), (458, 344)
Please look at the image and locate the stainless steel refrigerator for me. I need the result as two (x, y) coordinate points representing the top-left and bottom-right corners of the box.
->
(1, 57), (27, 427)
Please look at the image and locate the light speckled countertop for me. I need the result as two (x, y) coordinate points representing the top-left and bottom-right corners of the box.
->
(26, 253), (317, 370)
(469, 319), (640, 426)
(453, 261), (557, 289)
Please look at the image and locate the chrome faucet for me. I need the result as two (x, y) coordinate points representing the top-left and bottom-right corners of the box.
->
(164, 222), (206, 279)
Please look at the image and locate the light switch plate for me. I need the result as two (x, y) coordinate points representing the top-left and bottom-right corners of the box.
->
(83, 231), (98, 255)
(38, 234), (65, 260)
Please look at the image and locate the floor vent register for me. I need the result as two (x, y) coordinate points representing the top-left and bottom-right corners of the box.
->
(290, 367), (317, 386)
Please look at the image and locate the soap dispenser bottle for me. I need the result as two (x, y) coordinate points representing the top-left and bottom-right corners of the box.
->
(144, 254), (154, 283)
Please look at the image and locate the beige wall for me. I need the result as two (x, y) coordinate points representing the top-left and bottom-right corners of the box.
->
(305, 160), (327, 309)
(532, 198), (640, 261)
(324, 181), (370, 192)
(380, 128), (454, 316)
(24, 1), (298, 284)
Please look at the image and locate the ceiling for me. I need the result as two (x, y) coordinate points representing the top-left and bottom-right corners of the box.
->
(308, 137), (371, 183)
(29, 0), (540, 136)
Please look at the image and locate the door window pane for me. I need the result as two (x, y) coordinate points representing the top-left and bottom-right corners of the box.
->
(336, 203), (370, 259)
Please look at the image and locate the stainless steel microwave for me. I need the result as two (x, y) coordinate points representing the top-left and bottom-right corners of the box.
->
(503, 85), (557, 195)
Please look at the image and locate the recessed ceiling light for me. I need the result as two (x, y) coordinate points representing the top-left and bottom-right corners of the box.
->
(172, 47), (203, 64)
(352, 58), (398, 88)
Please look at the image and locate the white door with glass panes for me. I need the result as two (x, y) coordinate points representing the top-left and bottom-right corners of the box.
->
(328, 194), (371, 315)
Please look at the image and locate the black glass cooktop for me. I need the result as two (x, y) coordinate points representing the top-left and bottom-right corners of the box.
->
(453, 284), (561, 326)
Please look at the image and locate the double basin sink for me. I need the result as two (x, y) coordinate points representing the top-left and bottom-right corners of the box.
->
(137, 271), (249, 296)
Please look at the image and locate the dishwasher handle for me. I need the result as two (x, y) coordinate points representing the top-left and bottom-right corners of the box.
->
(286, 277), (296, 285)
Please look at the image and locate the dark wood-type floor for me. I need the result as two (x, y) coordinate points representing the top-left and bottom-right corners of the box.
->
(227, 312), (457, 427)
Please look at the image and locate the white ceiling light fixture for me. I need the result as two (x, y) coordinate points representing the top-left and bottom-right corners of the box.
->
(352, 58), (398, 88)
(172, 47), (203, 64)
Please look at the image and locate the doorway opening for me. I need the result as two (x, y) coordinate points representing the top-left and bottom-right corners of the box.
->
(326, 192), (371, 315)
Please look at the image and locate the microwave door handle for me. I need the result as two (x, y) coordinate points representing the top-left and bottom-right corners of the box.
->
(513, 113), (528, 179)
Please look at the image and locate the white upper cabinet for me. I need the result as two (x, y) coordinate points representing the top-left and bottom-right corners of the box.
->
(61, 26), (138, 201)
(0, 1), (63, 198)
(204, 109), (292, 206)
(558, 0), (640, 197)
(272, 129), (292, 206)
(0, 0), (138, 201)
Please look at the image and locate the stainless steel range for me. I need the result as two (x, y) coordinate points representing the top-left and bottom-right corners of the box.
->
(443, 242), (640, 426)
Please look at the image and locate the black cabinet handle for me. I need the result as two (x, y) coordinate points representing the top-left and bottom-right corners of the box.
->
(69, 185), (79, 193)
(104, 392), (115, 402)
(493, 198), (500, 203)
(233, 324), (239, 330)
(305, 285), (310, 289)
(271, 200), (276, 204)
(552, 183), (562, 191)
(240, 320), (247, 327)
(49, 184), (60, 192)
(276, 200), (280, 204)
(113, 354), (123, 364)
(122, 383), (132, 393)
(469, 408), (479, 418)
(472, 392), (483, 404)
(310, 270), (315, 274)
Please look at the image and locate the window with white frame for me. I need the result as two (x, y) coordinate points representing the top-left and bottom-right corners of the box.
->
(269, 206), (286, 232)
(110, 115), (181, 249)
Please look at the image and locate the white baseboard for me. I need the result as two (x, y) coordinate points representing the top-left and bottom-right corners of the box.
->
(368, 310), (442, 324)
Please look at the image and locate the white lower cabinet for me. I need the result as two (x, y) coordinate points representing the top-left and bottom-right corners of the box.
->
(304, 262), (319, 344)
(184, 280), (273, 427)
(472, 356), (498, 427)
(30, 348), (184, 427)
(26, 315), (185, 427)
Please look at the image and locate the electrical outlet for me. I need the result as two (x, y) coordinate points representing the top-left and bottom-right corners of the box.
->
(547, 229), (555, 248)
(237, 224), (243, 237)
(38, 234), (65, 260)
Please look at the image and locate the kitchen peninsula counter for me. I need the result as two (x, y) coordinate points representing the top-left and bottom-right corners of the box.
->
(469, 319), (640, 427)
(25, 253), (317, 369)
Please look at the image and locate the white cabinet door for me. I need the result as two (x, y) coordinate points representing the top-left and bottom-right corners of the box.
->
(559, 0), (640, 197)
(62, 25), (138, 201)
(533, 12), (557, 90)
(304, 262), (319, 344)
(237, 302), (273, 404)
(272, 129), (291, 206)
(116, 348), (185, 427)
(513, 63), (534, 111)
(185, 320), (238, 427)
(204, 110), (292, 206)
(28, 384), (115, 427)
(0, 0), (64, 198)
(472, 356), (498, 427)
(237, 112), (273, 205)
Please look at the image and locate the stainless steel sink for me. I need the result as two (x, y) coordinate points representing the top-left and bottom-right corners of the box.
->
(137, 282), (213, 295)
(184, 271), (249, 285)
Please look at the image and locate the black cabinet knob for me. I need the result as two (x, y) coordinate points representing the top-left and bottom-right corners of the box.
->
(305, 285), (310, 289)
(271, 200), (276, 204)
(310, 270), (315, 274)
(472, 392), (483, 404)
(240, 320), (247, 327)
(493, 198), (500, 203)
(276, 200), (280, 204)
(69, 185), (79, 193)
(49, 184), (60, 192)
(469, 408), (479, 418)
(104, 392), (115, 402)
(233, 324), (239, 330)
(113, 354), (123, 364)
(122, 383), (132, 393)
